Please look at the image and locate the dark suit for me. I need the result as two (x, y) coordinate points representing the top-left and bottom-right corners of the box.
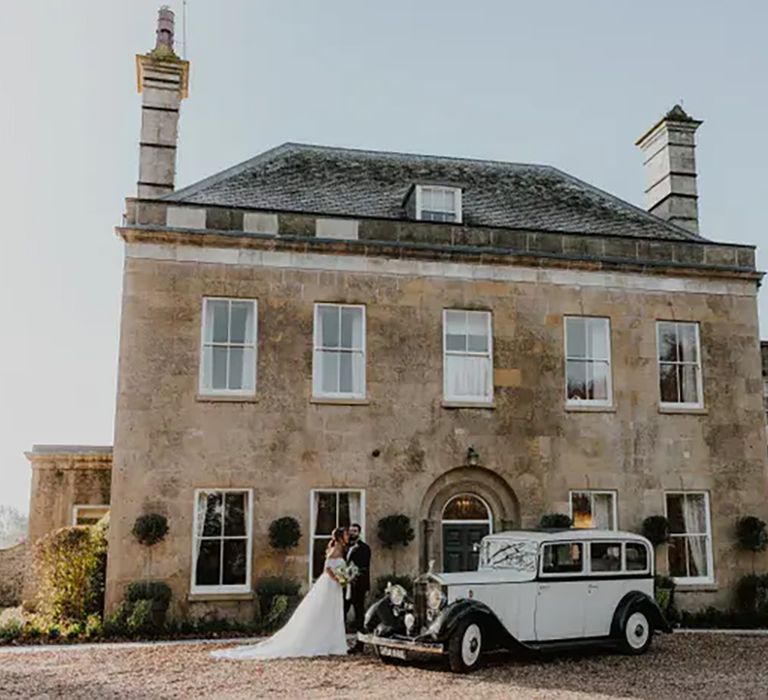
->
(344, 539), (371, 633)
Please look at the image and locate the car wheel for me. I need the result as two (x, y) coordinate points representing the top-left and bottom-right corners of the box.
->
(619, 609), (653, 655)
(448, 618), (483, 673)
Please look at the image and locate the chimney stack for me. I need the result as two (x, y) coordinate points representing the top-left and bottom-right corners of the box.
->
(135, 6), (190, 198)
(635, 105), (702, 235)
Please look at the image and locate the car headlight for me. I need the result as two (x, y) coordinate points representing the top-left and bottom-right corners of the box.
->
(426, 585), (446, 611)
(387, 584), (407, 607)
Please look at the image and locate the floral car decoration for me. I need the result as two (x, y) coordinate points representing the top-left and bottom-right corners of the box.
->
(359, 529), (670, 673)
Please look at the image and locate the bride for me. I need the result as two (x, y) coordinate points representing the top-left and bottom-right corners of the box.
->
(212, 527), (349, 660)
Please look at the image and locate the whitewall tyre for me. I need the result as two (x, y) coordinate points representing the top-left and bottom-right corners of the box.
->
(620, 610), (652, 655)
(448, 619), (483, 673)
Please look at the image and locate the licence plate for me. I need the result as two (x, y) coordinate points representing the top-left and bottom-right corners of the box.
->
(379, 646), (407, 660)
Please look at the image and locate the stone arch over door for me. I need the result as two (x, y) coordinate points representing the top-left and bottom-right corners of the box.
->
(419, 466), (520, 572)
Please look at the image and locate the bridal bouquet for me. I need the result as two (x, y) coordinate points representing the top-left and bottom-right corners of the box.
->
(333, 562), (360, 599)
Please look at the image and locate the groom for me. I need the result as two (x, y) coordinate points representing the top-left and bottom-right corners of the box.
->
(344, 523), (371, 652)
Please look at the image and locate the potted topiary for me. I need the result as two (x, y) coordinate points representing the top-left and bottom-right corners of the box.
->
(377, 514), (415, 575)
(735, 515), (768, 573)
(132, 513), (169, 578)
(641, 515), (670, 550)
(538, 513), (572, 529)
(641, 515), (674, 611)
(268, 516), (302, 576)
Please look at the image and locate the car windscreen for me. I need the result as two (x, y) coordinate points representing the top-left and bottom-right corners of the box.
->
(479, 539), (538, 572)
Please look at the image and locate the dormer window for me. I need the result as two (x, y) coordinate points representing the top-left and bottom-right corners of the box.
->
(413, 185), (462, 223)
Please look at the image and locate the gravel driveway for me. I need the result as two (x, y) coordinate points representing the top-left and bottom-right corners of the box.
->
(1, 633), (767, 699)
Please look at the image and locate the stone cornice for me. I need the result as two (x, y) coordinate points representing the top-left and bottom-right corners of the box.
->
(25, 452), (112, 470)
(116, 224), (762, 284)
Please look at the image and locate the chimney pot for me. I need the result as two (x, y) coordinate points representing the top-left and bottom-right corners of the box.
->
(636, 105), (703, 236)
(155, 6), (175, 53)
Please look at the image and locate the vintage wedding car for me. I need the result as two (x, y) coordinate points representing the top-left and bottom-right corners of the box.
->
(359, 529), (670, 672)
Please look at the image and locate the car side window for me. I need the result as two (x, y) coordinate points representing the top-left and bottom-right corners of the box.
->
(590, 542), (622, 572)
(625, 542), (649, 572)
(541, 542), (584, 574)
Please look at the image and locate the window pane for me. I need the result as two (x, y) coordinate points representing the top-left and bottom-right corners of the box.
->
(241, 347), (256, 392)
(340, 307), (363, 350)
(312, 537), (331, 580)
(591, 542), (621, 572)
(229, 302), (253, 344)
(228, 347), (244, 390)
(222, 539), (247, 585)
(668, 536), (687, 577)
(195, 539), (221, 586)
(681, 365), (699, 404)
(466, 313), (489, 353)
(224, 493), (246, 536)
(318, 350), (339, 394)
(592, 493), (615, 529)
(338, 493), (351, 527)
(684, 494), (707, 533)
(587, 319), (609, 360)
(687, 536), (709, 577)
(339, 352), (354, 394)
(446, 355), (489, 399)
(315, 492), (337, 535)
(666, 495), (685, 534)
(625, 543), (648, 571)
(657, 323), (678, 362)
(567, 319), (587, 358)
(201, 492), (223, 537)
(542, 543), (583, 573)
(212, 347), (228, 390)
(679, 324), (698, 362)
(319, 306), (340, 348)
(589, 361), (609, 401)
(659, 363), (679, 403)
(446, 332), (466, 352)
(571, 492), (592, 528)
(211, 300), (229, 343)
(567, 360), (588, 400)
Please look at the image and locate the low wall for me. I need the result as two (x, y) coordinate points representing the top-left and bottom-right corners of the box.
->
(0, 542), (27, 607)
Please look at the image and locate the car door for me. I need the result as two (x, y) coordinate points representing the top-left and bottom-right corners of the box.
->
(583, 541), (625, 638)
(535, 541), (587, 641)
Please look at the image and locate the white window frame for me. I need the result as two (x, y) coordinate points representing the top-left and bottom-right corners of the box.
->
(442, 309), (494, 405)
(190, 488), (253, 595)
(198, 297), (258, 397)
(71, 505), (109, 526)
(564, 316), (613, 407)
(656, 321), (704, 409)
(664, 490), (714, 585)
(415, 185), (463, 223)
(312, 303), (367, 400)
(308, 488), (366, 584)
(569, 490), (618, 530)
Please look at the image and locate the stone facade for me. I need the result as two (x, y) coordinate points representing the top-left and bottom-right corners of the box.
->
(23, 446), (112, 608)
(104, 224), (767, 618)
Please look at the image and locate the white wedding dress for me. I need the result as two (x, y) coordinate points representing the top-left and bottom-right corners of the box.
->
(212, 557), (348, 660)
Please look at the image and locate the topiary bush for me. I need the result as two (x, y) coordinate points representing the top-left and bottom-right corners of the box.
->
(268, 516), (302, 575)
(734, 573), (768, 615)
(255, 576), (300, 618)
(132, 513), (169, 546)
(377, 514), (415, 574)
(641, 515), (670, 548)
(34, 520), (108, 624)
(539, 513), (572, 529)
(736, 516), (768, 572)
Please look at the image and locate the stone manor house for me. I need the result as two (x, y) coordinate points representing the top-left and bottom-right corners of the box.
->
(24, 9), (767, 619)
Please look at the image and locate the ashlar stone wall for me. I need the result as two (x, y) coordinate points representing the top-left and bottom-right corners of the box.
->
(106, 246), (768, 619)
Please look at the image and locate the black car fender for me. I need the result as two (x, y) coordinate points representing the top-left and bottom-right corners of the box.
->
(610, 590), (672, 636)
(421, 599), (515, 649)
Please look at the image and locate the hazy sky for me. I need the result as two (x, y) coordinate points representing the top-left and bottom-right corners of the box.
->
(1, 1), (766, 513)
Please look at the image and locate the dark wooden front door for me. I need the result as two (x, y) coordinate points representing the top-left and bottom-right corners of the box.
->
(442, 524), (490, 572)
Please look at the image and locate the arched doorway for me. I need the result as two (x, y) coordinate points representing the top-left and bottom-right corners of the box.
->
(441, 494), (493, 572)
(419, 466), (520, 573)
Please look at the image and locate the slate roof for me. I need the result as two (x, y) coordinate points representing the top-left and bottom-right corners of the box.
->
(165, 143), (703, 241)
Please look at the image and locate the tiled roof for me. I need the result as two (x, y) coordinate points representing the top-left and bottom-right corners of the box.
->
(165, 143), (703, 241)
